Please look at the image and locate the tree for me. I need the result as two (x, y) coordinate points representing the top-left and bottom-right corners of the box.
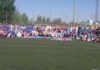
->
(36, 16), (51, 24)
(36, 16), (43, 24)
(0, 0), (16, 24)
(36, 16), (45, 24)
(12, 10), (29, 24)
(21, 13), (29, 24)
(29, 18), (34, 24)
(12, 10), (21, 24)
(46, 17), (51, 24)
(52, 18), (64, 24)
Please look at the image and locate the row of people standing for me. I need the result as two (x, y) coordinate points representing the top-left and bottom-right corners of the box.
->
(0, 24), (100, 42)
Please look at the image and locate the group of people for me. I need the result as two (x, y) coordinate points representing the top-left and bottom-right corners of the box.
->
(0, 23), (100, 42)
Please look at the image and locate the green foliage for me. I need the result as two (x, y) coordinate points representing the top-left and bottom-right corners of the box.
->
(36, 16), (51, 24)
(29, 18), (34, 24)
(0, 0), (16, 24)
(12, 10), (29, 24)
(21, 13), (29, 24)
(35, 16), (65, 24)
(52, 18), (65, 24)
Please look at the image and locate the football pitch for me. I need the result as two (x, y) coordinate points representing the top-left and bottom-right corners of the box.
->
(0, 38), (100, 70)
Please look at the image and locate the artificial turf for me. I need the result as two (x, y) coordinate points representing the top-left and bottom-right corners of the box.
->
(0, 38), (100, 70)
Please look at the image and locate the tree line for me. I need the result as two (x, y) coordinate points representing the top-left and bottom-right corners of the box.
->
(0, 0), (66, 24)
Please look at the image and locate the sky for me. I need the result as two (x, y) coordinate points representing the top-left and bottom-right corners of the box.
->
(15, 0), (100, 22)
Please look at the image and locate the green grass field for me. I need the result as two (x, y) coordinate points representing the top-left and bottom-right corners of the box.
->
(0, 38), (100, 70)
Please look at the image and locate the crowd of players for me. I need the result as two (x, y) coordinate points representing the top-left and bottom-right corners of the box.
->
(0, 23), (100, 42)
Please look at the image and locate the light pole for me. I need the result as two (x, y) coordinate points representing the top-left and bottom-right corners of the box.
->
(73, 0), (76, 24)
(95, 0), (99, 22)
(77, 12), (79, 24)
